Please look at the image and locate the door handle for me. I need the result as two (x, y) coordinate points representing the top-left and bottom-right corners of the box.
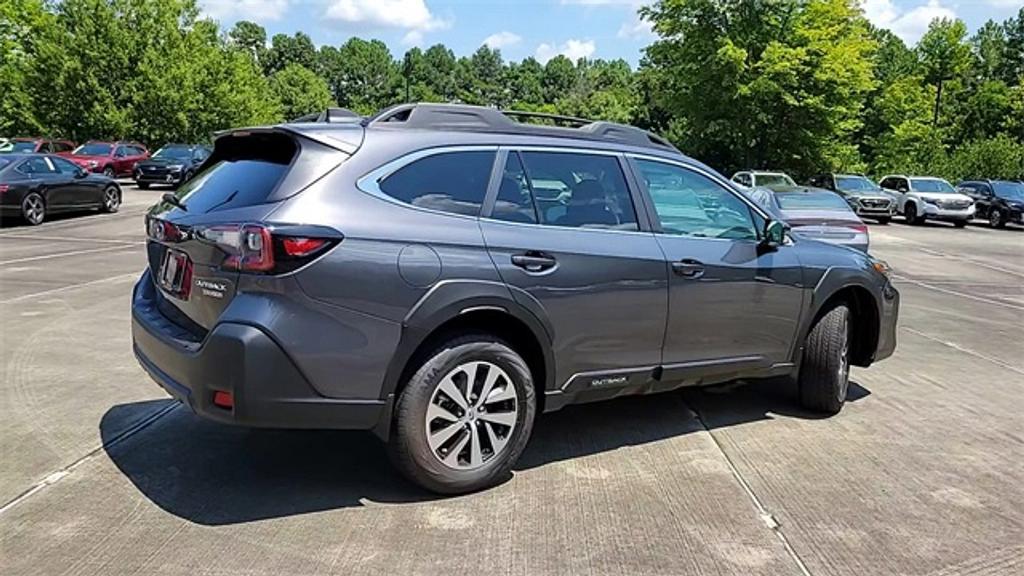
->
(672, 259), (705, 279)
(511, 252), (556, 272)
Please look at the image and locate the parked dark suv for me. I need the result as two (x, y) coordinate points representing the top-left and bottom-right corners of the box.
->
(956, 180), (1024, 228)
(132, 104), (899, 494)
(134, 144), (211, 189)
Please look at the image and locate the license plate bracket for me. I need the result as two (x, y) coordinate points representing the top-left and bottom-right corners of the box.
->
(158, 249), (191, 298)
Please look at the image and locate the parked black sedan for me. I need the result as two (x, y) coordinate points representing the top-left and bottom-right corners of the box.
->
(956, 179), (1024, 228)
(133, 144), (210, 189)
(0, 154), (121, 225)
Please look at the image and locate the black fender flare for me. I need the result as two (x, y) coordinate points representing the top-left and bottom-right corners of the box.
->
(378, 279), (556, 404)
(791, 266), (883, 365)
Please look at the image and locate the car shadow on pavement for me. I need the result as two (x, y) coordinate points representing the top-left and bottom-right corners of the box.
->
(101, 379), (869, 526)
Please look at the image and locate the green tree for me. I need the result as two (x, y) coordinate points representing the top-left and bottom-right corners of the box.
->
(999, 8), (1024, 84)
(946, 135), (1024, 180)
(917, 18), (971, 127)
(0, 0), (52, 135)
(228, 20), (267, 67)
(542, 56), (575, 103)
(263, 32), (316, 75)
(423, 44), (457, 100)
(268, 64), (335, 121)
(641, 0), (876, 177)
(319, 38), (400, 114)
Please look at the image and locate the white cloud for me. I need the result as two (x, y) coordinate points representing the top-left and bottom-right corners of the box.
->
(202, 0), (289, 22)
(483, 31), (522, 50)
(536, 39), (596, 64)
(862, 0), (957, 45)
(324, 0), (450, 33)
(983, 0), (1023, 6)
(617, 11), (654, 40)
(402, 30), (424, 46)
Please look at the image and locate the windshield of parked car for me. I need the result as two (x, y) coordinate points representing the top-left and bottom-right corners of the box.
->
(74, 143), (113, 156)
(775, 192), (851, 211)
(910, 178), (956, 193)
(11, 141), (38, 152)
(756, 173), (796, 187)
(153, 147), (193, 160)
(835, 176), (879, 192)
(994, 181), (1024, 200)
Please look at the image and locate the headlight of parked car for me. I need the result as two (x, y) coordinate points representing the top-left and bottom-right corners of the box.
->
(869, 257), (893, 280)
(922, 198), (938, 205)
(88, 160), (98, 168)
(167, 165), (184, 171)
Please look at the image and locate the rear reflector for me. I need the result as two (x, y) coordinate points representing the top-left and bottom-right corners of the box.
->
(0, 185), (8, 195)
(213, 391), (234, 409)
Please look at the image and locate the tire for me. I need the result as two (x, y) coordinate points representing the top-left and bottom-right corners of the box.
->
(101, 186), (121, 213)
(798, 304), (850, 415)
(102, 166), (115, 179)
(989, 208), (1006, 229)
(137, 182), (150, 190)
(21, 193), (46, 225)
(875, 216), (890, 225)
(389, 334), (537, 494)
(903, 203), (921, 225)
(953, 220), (967, 228)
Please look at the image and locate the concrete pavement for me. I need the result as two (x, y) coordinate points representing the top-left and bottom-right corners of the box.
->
(1, 190), (1021, 575)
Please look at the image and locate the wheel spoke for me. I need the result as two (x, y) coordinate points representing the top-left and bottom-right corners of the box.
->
(484, 421), (508, 455)
(469, 423), (483, 467)
(437, 375), (468, 410)
(427, 402), (459, 424)
(484, 383), (516, 404)
(463, 362), (482, 404)
(428, 420), (464, 453)
(477, 365), (502, 407)
(442, 432), (470, 466)
(479, 410), (516, 428)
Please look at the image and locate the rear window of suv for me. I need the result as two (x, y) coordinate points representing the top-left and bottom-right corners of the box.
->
(171, 133), (297, 213)
(379, 150), (495, 216)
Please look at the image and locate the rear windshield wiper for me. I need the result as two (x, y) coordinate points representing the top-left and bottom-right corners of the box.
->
(161, 193), (187, 212)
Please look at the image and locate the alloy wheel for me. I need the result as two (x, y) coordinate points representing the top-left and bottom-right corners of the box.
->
(425, 361), (519, 470)
(837, 315), (850, 400)
(990, 209), (1002, 228)
(104, 188), (119, 211)
(23, 196), (44, 225)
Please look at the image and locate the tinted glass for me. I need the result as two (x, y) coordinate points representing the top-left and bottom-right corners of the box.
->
(775, 192), (851, 211)
(491, 152), (538, 224)
(154, 147), (192, 160)
(910, 178), (955, 193)
(51, 156), (82, 174)
(171, 159), (288, 213)
(11, 141), (38, 152)
(836, 176), (879, 191)
(755, 174), (795, 187)
(75, 143), (112, 155)
(56, 142), (74, 152)
(20, 157), (56, 174)
(637, 160), (757, 240)
(379, 151), (494, 217)
(994, 181), (1024, 200)
(519, 151), (637, 230)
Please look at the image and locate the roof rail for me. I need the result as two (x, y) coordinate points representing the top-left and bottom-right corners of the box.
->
(364, 103), (678, 153)
(291, 108), (363, 124)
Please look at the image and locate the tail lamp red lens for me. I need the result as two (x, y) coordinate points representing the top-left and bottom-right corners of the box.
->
(0, 185), (9, 195)
(212, 390), (234, 409)
(845, 223), (869, 234)
(195, 223), (334, 274)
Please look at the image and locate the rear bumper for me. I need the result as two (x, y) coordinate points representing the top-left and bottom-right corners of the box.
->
(131, 272), (386, 430)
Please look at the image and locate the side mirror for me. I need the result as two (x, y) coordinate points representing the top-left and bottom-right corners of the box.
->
(74, 169), (88, 179)
(762, 219), (787, 248)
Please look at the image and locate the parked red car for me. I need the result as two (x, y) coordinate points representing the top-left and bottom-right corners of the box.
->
(67, 141), (149, 178)
(4, 137), (77, 154)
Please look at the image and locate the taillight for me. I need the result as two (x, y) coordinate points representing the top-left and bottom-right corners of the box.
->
(0, 185), (8, 194)
(196, 223), (337, 274)
(844, 223), (869, 234)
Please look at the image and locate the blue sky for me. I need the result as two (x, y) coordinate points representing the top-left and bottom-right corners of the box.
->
(201, 0), (1024, 66)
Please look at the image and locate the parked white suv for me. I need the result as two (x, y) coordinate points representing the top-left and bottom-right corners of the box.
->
(730, 171), (797, 189)
(879, 175), (974, 227)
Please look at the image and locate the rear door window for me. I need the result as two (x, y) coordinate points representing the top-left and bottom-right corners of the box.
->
(379, 150), (495, 217)
(518, 151), (638, 230)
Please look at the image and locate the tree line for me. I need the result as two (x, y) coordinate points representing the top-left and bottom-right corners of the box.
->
(2, 0), (1022, 181)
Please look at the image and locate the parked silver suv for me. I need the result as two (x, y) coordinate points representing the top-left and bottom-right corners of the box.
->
(132, 104), (899, 493)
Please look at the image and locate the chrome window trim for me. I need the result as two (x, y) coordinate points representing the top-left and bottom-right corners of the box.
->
(355, 145), (500, 220)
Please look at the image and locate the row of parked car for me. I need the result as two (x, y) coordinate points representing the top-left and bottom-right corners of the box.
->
(729, 170), (1024, 252)
(0, 137), (210, 225)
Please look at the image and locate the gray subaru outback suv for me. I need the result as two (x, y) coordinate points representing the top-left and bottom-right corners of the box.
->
(132, 104), (899, 493)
